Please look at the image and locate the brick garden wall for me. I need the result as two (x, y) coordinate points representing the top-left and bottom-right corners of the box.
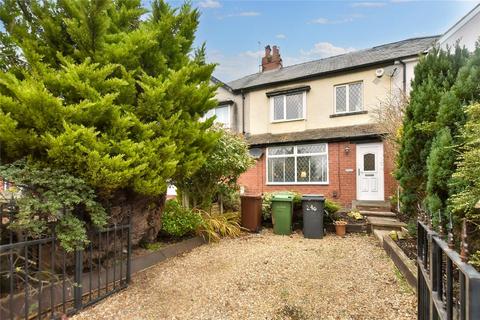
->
(238, 141), (396, 208)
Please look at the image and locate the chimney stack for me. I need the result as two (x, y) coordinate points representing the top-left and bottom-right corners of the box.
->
(261, 45), (282, 72)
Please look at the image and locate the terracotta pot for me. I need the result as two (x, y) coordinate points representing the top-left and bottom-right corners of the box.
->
(335, 223), (347, 237)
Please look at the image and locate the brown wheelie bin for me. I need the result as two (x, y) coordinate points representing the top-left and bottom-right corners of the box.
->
(240, 195), (262, 232)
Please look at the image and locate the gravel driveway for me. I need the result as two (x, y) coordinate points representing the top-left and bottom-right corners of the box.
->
(72, 231), (416, 320)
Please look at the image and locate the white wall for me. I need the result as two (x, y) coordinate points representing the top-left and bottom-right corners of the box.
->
(440, 5), (480, 52)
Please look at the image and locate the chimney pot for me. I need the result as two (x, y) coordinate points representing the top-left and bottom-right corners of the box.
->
(261, 44), (282, 72)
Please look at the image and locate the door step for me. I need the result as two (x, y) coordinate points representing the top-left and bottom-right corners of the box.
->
(352, 200), (391, 212)
(367, 216), (406, 232)
(360, 210), (396, 218)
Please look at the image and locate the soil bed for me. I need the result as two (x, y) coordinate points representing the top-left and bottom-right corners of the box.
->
(73, 230), (416, 320)
(334, 211), (367, 224)
(396, 238), (417, 262)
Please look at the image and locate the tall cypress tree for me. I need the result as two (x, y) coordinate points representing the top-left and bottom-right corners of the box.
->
(426, 45), (480, 221)
(0, 0), (218, 244)
(395, 47), (468, 215)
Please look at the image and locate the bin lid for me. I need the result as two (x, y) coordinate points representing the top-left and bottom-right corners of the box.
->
(271, 194), (294, 202)
(302, 194), (325, 201)
(240, 194), (262, 199)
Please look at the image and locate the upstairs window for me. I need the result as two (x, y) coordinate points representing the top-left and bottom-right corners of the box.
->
(271, 92), (305, 122)
(203, 104), (231, 128)
(335, 82), (363, 114)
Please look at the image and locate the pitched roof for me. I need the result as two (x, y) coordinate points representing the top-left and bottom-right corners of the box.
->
(246, 124), (384, 146)
(228, 36), (439, 91)
(210, 76), (233, 92)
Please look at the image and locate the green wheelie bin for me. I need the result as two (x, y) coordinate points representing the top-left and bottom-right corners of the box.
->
(271, 194), (294, 235)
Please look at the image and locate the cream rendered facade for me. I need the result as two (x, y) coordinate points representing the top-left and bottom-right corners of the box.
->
(210, 79), (243, 133)
(243, 65), (404, 136)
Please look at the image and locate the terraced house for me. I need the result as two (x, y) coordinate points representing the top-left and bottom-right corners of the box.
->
(213, 36), (439, 208)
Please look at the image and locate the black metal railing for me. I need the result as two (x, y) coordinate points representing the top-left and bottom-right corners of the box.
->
(417, 220), (480, 320)
(0, 202), (131, 319)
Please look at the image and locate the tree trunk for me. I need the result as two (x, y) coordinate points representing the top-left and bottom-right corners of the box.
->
(107, 190), (166, 246)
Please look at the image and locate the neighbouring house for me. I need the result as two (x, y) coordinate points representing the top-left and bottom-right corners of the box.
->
(218, 37), (438, 208)
(208, 76), (243, 131)
(439, 3), (480, 52)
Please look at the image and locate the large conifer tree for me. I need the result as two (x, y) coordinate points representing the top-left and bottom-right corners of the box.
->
(426, 46), (480, 219)
(0, 0), (218, 244)
(395, 47), (468, 215)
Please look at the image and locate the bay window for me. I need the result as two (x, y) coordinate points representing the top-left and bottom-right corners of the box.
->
(267, 143), (328, 184)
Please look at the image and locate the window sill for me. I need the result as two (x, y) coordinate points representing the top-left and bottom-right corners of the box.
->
(266, 182), (329, 186)
(330, 111), (367, 118)
(271, 118), (306, 124)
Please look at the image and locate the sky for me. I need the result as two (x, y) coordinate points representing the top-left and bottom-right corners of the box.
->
(165, 0), (479, 82)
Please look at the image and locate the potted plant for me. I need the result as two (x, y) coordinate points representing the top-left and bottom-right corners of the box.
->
(334, 220), (348, 237)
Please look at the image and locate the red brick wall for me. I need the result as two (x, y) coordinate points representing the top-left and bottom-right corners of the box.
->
(383, 142), (398, 203)
(238, 141), (395, 208)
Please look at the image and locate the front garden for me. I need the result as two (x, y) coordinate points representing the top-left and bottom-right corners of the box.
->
(72, 231), (416, 320)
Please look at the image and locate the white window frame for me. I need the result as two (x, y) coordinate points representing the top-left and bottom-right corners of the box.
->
(270, 91), (307, 123)
(213, 104), (231, 128)
(266, 143), (329, 185)
(334, 81), (364, 114)
(202, 104), (231, 128)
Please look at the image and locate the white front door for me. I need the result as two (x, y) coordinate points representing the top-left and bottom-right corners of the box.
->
(356, 143), (384, 201)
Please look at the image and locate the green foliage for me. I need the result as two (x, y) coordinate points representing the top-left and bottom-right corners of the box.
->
(179, 127), (253, 209)
(406, 219), (418, 238)
(395, 46), (469, 215)
(0, 0), (219, 245)
(426, 128), (455, 216)
(222, 188), (241, 212)
(197, 211), (242, 242)
(161, 200), (203, 238)
(324, 199), (341, 215)
(0, 160), (107, 251)
(450, 103), (480, 220)
(141, 242), (164, 252)
(0, 0), (217, 194)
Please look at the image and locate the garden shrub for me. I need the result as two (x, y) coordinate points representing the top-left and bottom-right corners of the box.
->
(324, 199), (341, 215)
(178, 127), (253, 210)
(0, 160), (107, 252)
(222, 188), (241, 212)
(197, 211), (242, 242)
(161, 200), (203, 238)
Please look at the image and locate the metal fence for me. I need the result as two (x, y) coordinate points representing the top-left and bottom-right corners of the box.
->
(417, 220), (480, 320)
(0, 201), (131, 319)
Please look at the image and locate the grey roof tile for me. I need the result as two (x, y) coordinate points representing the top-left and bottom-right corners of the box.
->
(246, 124), (384, 146)
(228, 36), (439, 91)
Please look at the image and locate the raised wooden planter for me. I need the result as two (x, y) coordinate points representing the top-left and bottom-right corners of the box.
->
(382, 235), (417, 290)
(326, 223), (368, 233)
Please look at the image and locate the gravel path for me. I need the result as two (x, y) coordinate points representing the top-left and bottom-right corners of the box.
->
(72, 231), (416, 320)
